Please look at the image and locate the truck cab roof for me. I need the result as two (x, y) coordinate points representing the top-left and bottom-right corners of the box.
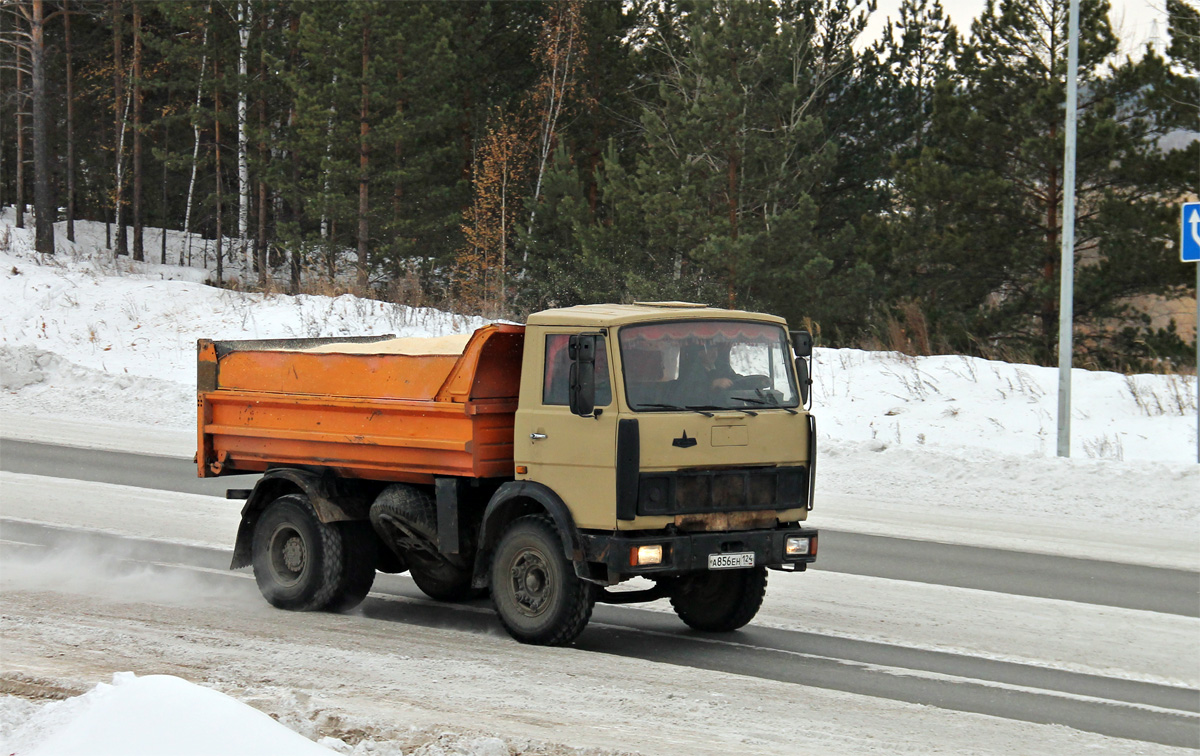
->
(526, 303), (788, 328)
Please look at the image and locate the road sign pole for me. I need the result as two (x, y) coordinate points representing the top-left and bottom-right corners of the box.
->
(1182, 202), (1200, 464)
(1057, 0), (1081, 458)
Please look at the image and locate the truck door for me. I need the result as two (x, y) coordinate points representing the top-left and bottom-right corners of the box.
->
(516, 332), (618, 530)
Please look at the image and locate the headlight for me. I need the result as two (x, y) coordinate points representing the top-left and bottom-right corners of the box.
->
(785, 536), (812, 556)
(630, 544), (664, 566)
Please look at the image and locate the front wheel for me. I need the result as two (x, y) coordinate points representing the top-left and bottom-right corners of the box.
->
(490, 515), (594, 646)
(669, 566), (767, 632)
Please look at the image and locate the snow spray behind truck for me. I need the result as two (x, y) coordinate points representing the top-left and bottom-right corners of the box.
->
(197, 302), (818, 645)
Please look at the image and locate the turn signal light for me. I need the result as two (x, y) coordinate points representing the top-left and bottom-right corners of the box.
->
(630, 544), (664, 566)
(515, 465), (528, 475)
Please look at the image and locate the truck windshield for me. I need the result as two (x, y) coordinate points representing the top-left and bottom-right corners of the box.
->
(618, 320), (800, 412)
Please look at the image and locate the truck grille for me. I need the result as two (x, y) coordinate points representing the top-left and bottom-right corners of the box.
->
(637, 466), (808, 516)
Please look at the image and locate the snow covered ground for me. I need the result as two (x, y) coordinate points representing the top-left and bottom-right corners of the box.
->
(0, 672), (340, 756)
(1, 212), (1197, 753)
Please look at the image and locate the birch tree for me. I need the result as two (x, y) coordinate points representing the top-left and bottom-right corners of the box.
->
(526, 0), (586, 244)
(65, 5), (76, 242)
(183, 5), (209, 267)
(236, 0), (251, 277)
(355, 13), (371, 291)
(131, 0), (143, 261)
(112, 0), (128, 255)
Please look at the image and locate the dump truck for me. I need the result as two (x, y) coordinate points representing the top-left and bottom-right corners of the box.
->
(197, 302), (818, 645)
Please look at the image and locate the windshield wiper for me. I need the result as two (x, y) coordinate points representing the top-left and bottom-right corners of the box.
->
(689, 404), (757, 417)
(634, 402), (714, 417)
(730, 390), (799, 415)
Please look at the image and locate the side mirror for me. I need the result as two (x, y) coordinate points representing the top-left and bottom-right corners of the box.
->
(568, 334), (597, 417)
(790, 330), (813, 358)
(795, 357), (811, 405)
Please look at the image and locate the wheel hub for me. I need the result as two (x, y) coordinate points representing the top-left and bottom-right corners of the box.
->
(269, 524), (307, 586)
(282, 536), (305, 571)
(510, 549), (552, 616)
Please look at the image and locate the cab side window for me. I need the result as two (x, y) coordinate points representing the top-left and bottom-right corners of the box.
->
(543, 334), (612, 407)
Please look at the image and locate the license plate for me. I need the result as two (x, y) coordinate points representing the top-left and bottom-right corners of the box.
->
(708, 552), (755, 570)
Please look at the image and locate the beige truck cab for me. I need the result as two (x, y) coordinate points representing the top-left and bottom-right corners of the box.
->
(484, 303), (818, 642)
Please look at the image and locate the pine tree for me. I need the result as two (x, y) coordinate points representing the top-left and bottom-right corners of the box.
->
(2, 0), (60, 253)
(885, 0), (1195, 366)
(612, 0), (874, 333)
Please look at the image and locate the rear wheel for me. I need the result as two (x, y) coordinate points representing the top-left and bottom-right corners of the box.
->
(252, 493), (367, 612)
(370, 484), (477, 602)
(490, 515), (594, 646)
(327, 520), (378, 612)
(669, 566), (767, 632)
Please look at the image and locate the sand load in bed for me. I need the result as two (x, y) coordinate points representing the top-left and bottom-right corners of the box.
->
(196, 324), (525, 482)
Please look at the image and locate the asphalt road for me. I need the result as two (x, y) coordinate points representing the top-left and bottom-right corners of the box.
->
(3, 438), (1197, 617)
(2, 518), (1197, 749)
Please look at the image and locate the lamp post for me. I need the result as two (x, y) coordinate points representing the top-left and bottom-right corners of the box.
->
(1057, 0), (1082, 458)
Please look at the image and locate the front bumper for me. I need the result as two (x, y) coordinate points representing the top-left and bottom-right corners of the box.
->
(580, 526), (818, 578)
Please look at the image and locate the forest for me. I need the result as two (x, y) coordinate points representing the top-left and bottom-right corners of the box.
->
(1, 0), (1197, 369)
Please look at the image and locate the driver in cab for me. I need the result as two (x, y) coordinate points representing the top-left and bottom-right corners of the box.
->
(679, 343), (737, 403)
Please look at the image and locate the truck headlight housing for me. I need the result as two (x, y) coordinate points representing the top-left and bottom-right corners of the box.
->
(630, 544), (664, 566)
(785, 536), (813, 556)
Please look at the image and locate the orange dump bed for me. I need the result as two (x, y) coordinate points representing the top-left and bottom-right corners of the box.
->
(197, 324), (525, 484)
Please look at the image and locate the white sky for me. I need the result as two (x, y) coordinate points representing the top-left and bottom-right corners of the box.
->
(864, 0), (1171, 57)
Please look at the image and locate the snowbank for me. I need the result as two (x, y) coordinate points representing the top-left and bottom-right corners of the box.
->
(0, 673), (336, 755)
(0, 672), (524, 756)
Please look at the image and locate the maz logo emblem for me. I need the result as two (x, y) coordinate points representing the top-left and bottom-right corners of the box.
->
(672, 431), (698, 448)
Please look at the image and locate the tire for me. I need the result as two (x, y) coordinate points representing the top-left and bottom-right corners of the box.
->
(326, 520), (378, 613)
(489, 515), (594, 646)
(375, 545), (408, 575)
(410, 556), (478, 602)
(669, 566), (767, 632)
(370, 484), (477, 602)
(251, 493), (347, 612)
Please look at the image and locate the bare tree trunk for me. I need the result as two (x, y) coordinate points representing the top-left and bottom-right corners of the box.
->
(393, 52), (404, 220)
(28, 0), (56, 254)
(15, 44), (25, 229)
(0, 8), (8, 213)
(255, 11), (268, 285)
(183, 7), (210, 267)
(286, 10), (301, 293)
(499, 163), (507, 316)
(161, 119), (168, 263)
(113, 0), (128, 256)
(237, 0), (251, 277)
(65, 6), (76, 243)
(215, 58), (224, 285)
(132, 0), (144, 261)
(356, 21), (371, 291)
(526, 0), (584, 257)
(320, 71), (338, 242)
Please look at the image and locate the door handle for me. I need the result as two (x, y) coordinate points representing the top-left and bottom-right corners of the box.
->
(530, 433), (548, 440)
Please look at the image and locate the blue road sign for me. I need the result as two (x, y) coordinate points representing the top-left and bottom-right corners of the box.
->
(1183, 202), (1200, 263)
